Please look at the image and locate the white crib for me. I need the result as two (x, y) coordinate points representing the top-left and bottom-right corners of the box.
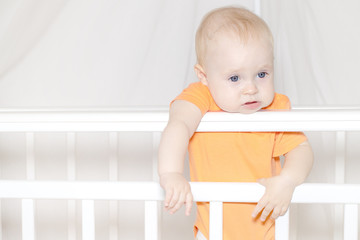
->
(0, 108), (359, 240)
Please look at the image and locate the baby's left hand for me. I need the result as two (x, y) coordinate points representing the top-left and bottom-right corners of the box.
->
(252, 175), (296, 222)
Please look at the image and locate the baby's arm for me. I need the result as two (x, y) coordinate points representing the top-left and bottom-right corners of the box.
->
(252, 141), (314, 221)
(158, 100), (202, 216)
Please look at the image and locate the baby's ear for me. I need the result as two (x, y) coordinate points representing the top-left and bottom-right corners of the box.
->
(194, 64), (208, 86)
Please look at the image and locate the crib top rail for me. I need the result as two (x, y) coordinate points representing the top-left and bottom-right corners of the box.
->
(0, 108), (359, 132)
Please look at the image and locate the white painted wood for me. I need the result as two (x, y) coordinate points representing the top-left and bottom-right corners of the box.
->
(1, 182), (360, 204)
(144, 201), (159, 240)
(152, 132), (162, 240)
(0, 200), (2, 240)
(109, 201), (118, 240)
(67, 133), (76, 181)
(109, 132), (118, 181)
(209, 202), (223, 240)
(335, 132), (346, 184)
(0, 109), (359, 132)
(344, 204), (358, 240)
(0, 108), (359, 239)
(24, 133), (35, 240)
(275, 210), (290, 240)
(109, 132), (118, 240)
(26, 133), (35, 180)
(152, 132), (161, 182)
(67, 133), (77, 240)
(68, 200), (77, 240)
(22, 199), (35, 240)
(334, 131), (346, 240)
(82, 200), (95, 240)
(0, 182), (358, 239)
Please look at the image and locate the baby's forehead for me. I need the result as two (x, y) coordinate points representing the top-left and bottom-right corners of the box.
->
(206, 30), (272, 54)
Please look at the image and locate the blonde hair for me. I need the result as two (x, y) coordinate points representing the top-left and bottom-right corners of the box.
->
(195, 7), (274, 65)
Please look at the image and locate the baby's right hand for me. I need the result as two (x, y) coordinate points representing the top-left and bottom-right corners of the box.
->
(159, 172), (193, 216)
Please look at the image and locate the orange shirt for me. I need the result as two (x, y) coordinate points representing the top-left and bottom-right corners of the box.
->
(174, 82), (307, 240)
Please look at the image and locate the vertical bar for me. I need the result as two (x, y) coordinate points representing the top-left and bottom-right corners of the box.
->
(67, 133), (77, 240)
(0, 200), (2, 240)
(335, 132), (346, 184)
(335, 131), (346, 240)
(152, 132), (162, 240)
(275, 210), (290, 240)
(289, 204), (298, 239)
(344, 204), (358, 240)
(22, 199), (35, 240)
(24, 133), (35, 240)
(144, 201), (159, 240)
(152, 132), (161, 182)
(0, 154), (2, 240)
(26, 133), (35, 180)
(67, 133), (76, 181)
(254, 0), (261, 16)
(209, 201), (223, 240)
(109, 132), (118, 240)
(82, 200), (95, 240)
(109, 132), (118, 181)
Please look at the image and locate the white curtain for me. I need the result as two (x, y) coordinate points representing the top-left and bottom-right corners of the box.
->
(0, 0), (69, 85)
(263, 0), (360, 106)
(0, 0), (359, 239)
(0, 0), (254, 107)
(263, 1), (360, 239)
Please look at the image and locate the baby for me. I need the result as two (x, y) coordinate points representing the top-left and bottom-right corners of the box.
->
(158, 6), (313, 240)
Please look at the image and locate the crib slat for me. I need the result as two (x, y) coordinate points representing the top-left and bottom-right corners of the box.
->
(67, 133), (76, 180)
(334, 131), (346, 240)
(344, 204), (358, 240)
(0, 200), (2, 240)
(109, 132), (118, 240)
(275, 210), (290, 240)
(22, 199), (35, 240)
(151, 132), (162, 239)
(68, 200), (77, 240)
(209, 201), (223, 240)
(82, 200), (95, 240)
(26, 133), (35, 180)
(144, 201), (159, 240)
(67, 133), (77, 240)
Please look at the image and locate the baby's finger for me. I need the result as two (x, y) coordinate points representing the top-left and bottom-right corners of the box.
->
(252, 198), (267, 218)
(164, 188), (174, 208)
(185, 193), (193, 216)
(169, 191), (186, 214)
(279, 206), (288, 216)
(168, 189), (180, 209)
(271, 207), (281, 220)
(260, 205), (274, 222)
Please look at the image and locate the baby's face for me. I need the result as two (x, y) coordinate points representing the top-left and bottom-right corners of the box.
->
(200, 34), (275, 114)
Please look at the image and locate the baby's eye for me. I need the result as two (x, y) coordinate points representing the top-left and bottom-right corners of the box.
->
(229, 75), (239, 82)
(257, 72), (267, 78)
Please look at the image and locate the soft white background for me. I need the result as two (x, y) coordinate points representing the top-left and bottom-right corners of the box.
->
(0, 0), (359, 239)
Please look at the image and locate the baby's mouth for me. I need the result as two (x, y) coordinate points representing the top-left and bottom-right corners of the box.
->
(242, 101), (261, 110)
(244, 101), (258, 105)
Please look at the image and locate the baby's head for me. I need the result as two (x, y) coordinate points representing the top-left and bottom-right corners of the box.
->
(194, 7), (275, 114)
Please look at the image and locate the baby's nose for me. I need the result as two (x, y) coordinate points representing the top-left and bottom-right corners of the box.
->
(241, 80), (258, 95)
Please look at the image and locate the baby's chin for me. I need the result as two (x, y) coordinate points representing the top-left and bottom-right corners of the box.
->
(222, 106), (263, 114)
